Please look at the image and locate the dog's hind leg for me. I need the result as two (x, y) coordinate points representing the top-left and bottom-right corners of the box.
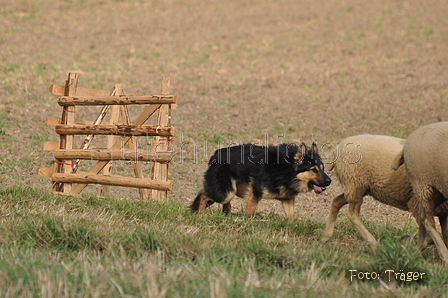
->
(281, 198), (295, 220)
(321, 193), (348, 244)
(220, 181), (238, 215)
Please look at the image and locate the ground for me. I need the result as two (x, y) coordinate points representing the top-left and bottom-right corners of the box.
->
(1, 0), (448, 237)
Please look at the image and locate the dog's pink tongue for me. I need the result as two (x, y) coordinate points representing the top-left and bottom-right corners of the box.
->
(313, 185), (323, 195)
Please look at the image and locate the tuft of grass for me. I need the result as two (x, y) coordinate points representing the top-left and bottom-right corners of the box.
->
(372, 235), (428, 285)
(0, 63), (20, 74)
(17, 216), (104, 251)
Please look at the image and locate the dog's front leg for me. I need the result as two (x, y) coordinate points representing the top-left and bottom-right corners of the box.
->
(245, 187), (259, 218)
(281, 198), (295, 220)
(222, 202), (231, 214)
(197, 194), (212, 213)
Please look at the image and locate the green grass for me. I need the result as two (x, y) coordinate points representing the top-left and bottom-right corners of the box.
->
(0, 186), (447, 297)
(0, 111), (10, 135)
(31, 132), (50, 145)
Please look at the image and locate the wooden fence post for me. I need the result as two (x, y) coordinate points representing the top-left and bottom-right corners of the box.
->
(149, 77), (171, 201)
(54, 73), (78, 193)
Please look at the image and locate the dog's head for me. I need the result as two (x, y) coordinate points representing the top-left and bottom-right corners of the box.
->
(292, 143), (332, 194)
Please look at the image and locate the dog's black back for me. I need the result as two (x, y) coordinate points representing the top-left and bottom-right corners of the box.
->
(202, 144), (320, 202)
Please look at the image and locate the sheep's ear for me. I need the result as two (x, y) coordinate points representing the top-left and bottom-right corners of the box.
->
(311, 142), (319, 157)
(391, 149), (404, 170)
(294, 142), (307, 164)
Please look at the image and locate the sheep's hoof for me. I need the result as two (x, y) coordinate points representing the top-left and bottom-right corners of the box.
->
(320, 237), (330, 245)
(369, 241), (379, 249)
(318, 230), (331, 244)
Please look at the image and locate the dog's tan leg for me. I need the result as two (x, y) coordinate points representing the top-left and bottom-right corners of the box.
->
(346, 197), (378, 247)
(321, 193), (348, 244)
(245, 187), (259, 218)
(197, 194), (211, 213)
(221, 185), (236, 215)
(281, 198), (295, 220)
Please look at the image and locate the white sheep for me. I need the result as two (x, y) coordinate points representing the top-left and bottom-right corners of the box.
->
(396, 122), (448, 265)
(320, 134), (412, 247)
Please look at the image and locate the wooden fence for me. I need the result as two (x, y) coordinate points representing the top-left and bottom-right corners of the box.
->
(37, 73), (176, 200)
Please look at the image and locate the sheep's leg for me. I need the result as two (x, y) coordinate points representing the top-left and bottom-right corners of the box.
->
(418, 221), (431, 249)
(424, 214), (448, 265)
(346, 197), (378, 247)
(417, 187), (448, 265)
(281, 198), (295, 220)
(439, 215), (448, 247)
(418, 221), (426, 246)
(418, 224), (434, 249)
(320, 193), (348, 244)
(414, 202), (434, 249)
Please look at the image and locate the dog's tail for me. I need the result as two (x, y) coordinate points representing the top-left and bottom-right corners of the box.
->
(190, 192), (215, 213)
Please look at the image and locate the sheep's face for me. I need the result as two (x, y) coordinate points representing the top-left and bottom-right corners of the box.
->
(293, 153), (332, 194)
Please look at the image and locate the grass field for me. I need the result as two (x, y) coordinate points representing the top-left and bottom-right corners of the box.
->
(1, 0), (448, 296)
(1, 186), (447, 297)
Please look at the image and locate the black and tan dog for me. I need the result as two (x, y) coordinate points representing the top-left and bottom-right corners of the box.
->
(191, 143), (331, 219)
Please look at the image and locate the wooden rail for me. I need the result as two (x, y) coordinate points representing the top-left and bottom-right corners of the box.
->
(38, 73), (176, 200)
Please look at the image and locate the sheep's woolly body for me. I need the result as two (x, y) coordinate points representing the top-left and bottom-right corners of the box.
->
(321, 134), (411, 246)
(402, 122), (448, 264)
(333, 134), (410, 211)
(404, 122), (448, 214)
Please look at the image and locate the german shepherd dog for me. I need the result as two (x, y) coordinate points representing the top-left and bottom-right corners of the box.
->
(191, 143), (331, 219)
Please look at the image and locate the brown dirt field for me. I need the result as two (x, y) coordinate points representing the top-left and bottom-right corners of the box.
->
(1, 0), (448, 233)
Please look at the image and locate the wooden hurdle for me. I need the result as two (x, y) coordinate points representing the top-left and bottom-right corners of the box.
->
(37, 73), (176, 200)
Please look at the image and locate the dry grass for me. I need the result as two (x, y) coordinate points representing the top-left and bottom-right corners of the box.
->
(1, 0), (448, 295)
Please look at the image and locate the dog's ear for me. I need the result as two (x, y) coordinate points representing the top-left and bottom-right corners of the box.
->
(311, 142), (318, 157)
(294, 142), (307, 164)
